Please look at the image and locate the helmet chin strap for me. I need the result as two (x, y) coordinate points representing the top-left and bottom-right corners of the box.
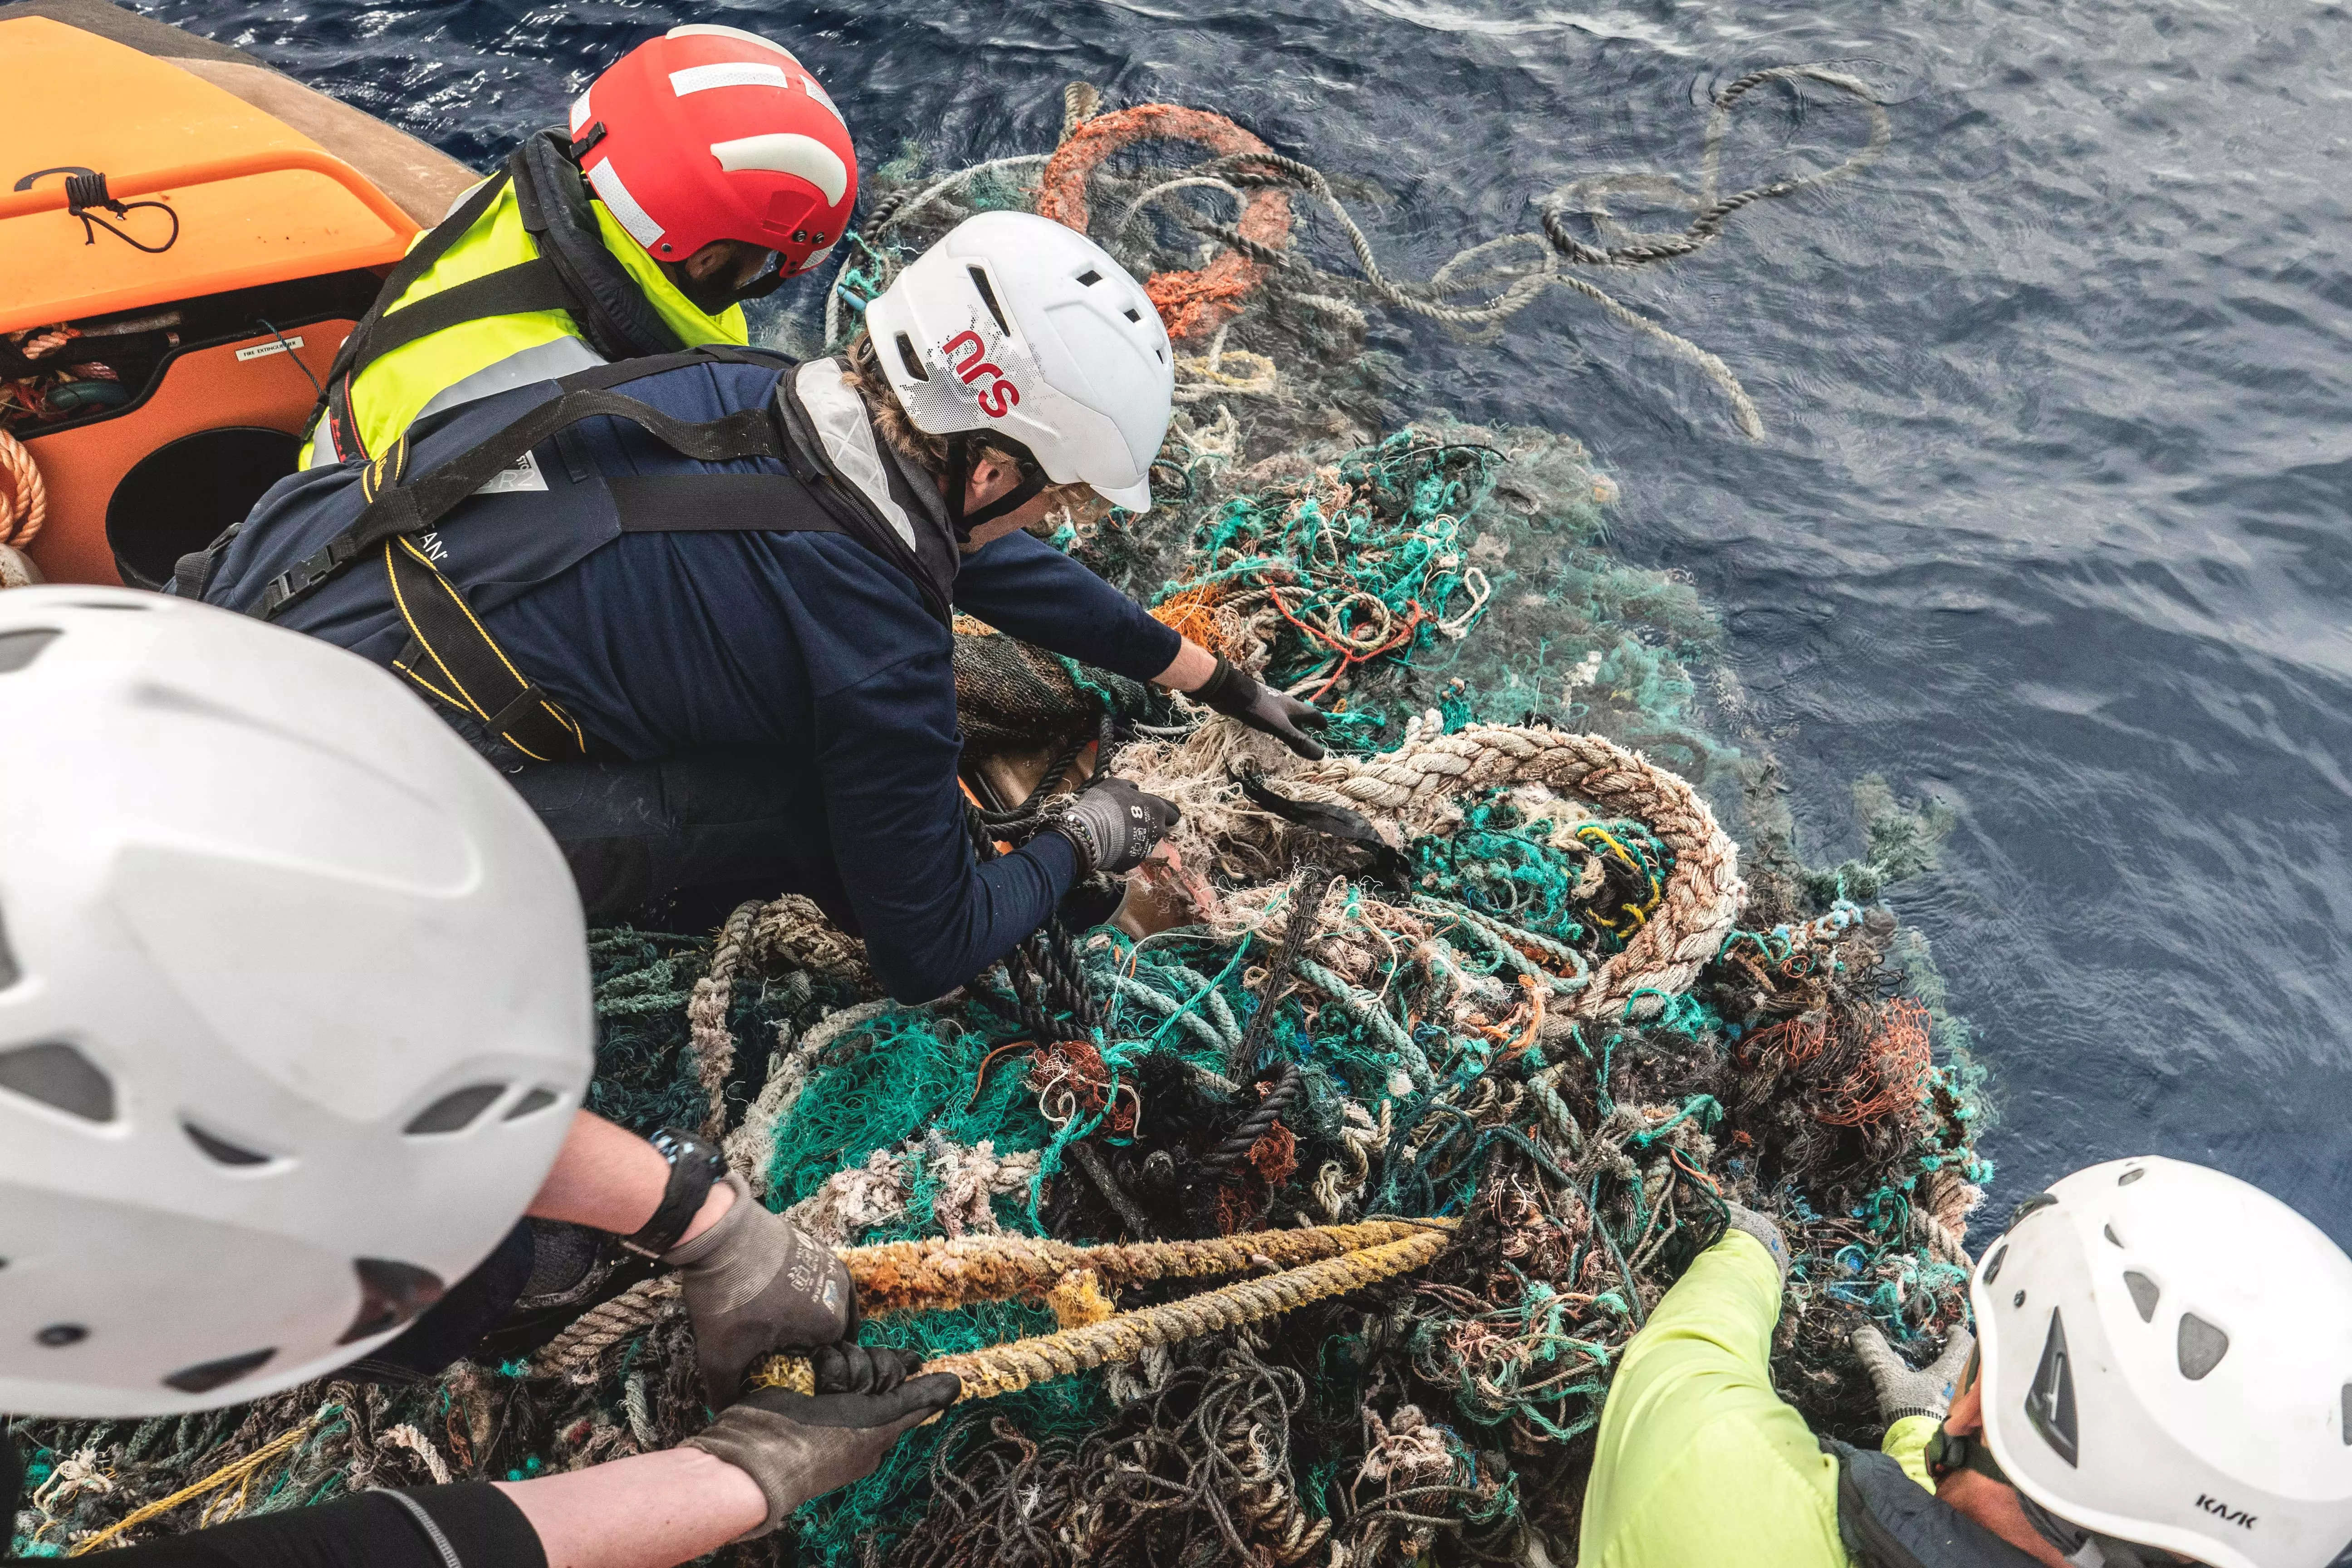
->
(730, 260), (791, 301)
(946, 433), (1047, 541)
(1926, 1428), (2189, 1568)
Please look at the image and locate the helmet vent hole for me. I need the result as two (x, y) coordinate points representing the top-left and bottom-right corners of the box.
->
(1076, 269), (1101, 286)
(36, 1324), (87, 1348)
(1982, 1245), (2006, 1284)
(895, 333), (930, 382)
(404, 1083), (506, 1136)
(0, 628), (61, 673)
(2102, 1222), (2124, 1248)
(2341, 1384), (2351, 1446)
(2011, 1192), (2058, 1225)
(2176, 1313), (2229, 1381)
(2026, 1307), (2080, 1466)
(2118, 1166), (2145, 1186)
(967, 266), (1012, 336)
(164, 1347), (276, 1394)
(340, 1259), (446, 1344)
(504, 1087), (561, 1121)
(0, 1042), (117, 1123)
(184, 1122), (274, 1167)
(2123, 1270), (2160, 1322)
(1122, 307), (1142, 323)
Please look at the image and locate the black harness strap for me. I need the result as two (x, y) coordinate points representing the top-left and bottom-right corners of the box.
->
(340, 260), (576, 381)
(311, 169), (517, 461)
(608, 474), (848, 534)
(250, 385), (789, 618)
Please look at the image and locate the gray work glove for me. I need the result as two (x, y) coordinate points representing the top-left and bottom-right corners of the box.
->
(1051, 776), (1181, 876)
(1720, 1202), (1793, 1284)
(1193, 656), (1329, 760)
(663, 1174), (857, 1404)
(1853, 1323), (1977, 1426)
(685, 1350), (959, 1539)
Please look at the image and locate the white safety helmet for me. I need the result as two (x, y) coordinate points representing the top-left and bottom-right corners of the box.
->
(861, 209), (1173, 519)
(1970, 1156), (2352, 1568)
(0, 589), (593, 1418)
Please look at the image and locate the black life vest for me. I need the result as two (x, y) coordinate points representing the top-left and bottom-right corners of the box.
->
(189, 347), (961, 769)
(308, 131), (696, 464)
(1825, 1440), (2052, 1568)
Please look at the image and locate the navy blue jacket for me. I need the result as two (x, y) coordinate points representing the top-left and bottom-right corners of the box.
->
(203, 354), (1180, 1001)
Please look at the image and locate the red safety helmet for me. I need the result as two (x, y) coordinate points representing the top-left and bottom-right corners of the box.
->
(567, 25), (858, 280)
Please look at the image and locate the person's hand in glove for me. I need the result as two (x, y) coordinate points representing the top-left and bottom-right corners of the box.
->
(1852, 1322), (1977, 1426)
(663, 1173), (857, 1404)
(685, 1348), (960, 1539)
(1191, 656), (1329, 760)
(1720, 1201), (1793, 1284)
(1051, 776), (1181, 876)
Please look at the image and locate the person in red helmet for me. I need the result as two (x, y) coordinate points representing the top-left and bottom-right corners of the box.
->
(300, 24), (858, 469)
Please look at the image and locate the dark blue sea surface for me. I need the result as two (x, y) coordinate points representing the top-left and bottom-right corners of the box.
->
(149, 0), (2352, 1240)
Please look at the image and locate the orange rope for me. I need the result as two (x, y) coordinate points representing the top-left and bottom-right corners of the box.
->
(1037, 104), (1294, 341)
(0, 426), (47, 548)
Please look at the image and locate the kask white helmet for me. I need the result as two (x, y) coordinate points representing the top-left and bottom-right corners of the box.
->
(0, 589), (592, 1418)
(1971, 1156), (2352, 1568)
(861, 209), (1174, 516)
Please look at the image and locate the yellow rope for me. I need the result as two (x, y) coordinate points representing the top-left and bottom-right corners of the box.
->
(838, 1218), (1447, 1316)
(68, 1420), (317, 1556)
(754, 1220), (1454, 1403)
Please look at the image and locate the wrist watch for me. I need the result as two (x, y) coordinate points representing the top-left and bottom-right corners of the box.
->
(621, 1127), (727, 1258)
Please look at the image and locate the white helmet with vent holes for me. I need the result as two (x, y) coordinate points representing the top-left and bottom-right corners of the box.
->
(861, 209), (1173, 513)
(0, 588), (592, 1417)
(1971, 1156), (2352, 1568)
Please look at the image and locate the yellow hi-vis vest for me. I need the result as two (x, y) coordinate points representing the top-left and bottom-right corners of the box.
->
(302, 162), (748, 468)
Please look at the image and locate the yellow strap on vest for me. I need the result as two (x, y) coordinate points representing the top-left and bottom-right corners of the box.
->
(383, 535), (589, 764)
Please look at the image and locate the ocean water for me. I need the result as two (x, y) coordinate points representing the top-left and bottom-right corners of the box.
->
(148, 0), (2352, 1243)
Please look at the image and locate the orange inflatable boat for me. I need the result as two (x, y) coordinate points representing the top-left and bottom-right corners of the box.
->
(0, 0), (475, 588)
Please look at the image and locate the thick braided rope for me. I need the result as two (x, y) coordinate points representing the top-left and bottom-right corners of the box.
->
(842, 1218), (1448, 1316)
(0, 427), (46, 547)
(760, 1225), (1451, 1403)
(532, 1275), (682, 1381)
(686, 900), (761, 1139)
(1285, 727), (1743, 1020)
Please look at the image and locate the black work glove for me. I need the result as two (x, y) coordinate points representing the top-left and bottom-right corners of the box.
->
(1192, 656), (1329, 760)
(685, 1352), (958, 1539)
(663, 1174), (858, 1404)
(1051, 777), (1181, 876)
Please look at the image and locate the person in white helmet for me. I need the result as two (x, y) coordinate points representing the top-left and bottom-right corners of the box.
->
(1576, 1161), (2352, 1568)
(0, 589), (957, 1566)
(186, 211), (1327, 1004)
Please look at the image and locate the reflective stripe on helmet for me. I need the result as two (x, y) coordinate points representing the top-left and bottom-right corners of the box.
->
(708, 133), (849, 205)
(584, 156), (664, 251)
(664, 23), (803, 64)
(670, 61), (794, 97)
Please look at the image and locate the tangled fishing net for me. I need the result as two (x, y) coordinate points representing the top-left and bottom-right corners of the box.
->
(10, 70), (1984, 1568)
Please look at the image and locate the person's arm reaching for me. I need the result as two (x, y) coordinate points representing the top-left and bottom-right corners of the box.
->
(814, 646), (1080, 1002)
(525, 1114), (855, 1404)
(953, 530), (1328, 758)
(31, 1353), (956, 1568)
(951, 529), (1181, 682)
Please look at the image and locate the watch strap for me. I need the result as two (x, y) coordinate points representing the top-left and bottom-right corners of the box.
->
(621, 1127), (727, 1258)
